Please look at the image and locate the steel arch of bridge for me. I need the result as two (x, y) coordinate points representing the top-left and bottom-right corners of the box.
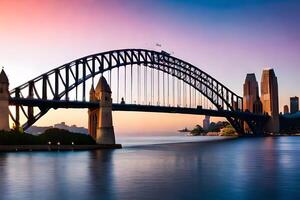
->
(9, 49), (250, 133)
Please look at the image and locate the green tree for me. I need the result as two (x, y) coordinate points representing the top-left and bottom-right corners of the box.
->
(191, 125), (206, 136)
(0, 128), (96, 145)
(220, 125), (237, 136)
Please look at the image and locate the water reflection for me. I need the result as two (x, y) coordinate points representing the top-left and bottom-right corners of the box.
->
(0, 137), (300, 199)
(87, 150), (116, 200)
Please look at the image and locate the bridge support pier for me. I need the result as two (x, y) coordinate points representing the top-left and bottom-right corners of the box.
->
(0, 70), (10, 131)
(244, 119), (264, 135)
(89, 76), (115, 144)
(96, 127), (115, 144)
(226, 117), (245, 135)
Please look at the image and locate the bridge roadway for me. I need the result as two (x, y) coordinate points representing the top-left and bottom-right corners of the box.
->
(9, 98), (268, 121)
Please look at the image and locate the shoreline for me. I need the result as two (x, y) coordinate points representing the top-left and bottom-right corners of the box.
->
(0, 144), (122, 152)
(1, 134), (300, 152)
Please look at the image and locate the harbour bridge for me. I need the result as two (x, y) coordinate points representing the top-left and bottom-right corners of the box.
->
(6, 49), (269, 140)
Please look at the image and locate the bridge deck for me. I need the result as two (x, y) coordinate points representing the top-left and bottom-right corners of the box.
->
(9, 98), (268, 121)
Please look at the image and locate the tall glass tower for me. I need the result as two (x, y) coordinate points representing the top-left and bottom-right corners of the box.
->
(261, 68), (279, 134)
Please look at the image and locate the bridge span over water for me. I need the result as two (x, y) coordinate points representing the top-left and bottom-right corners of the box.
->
(0, 48), (270, 143)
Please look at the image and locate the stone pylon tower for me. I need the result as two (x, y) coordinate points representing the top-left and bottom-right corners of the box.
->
(88, 76), (115, 144)
(0, 69), (10, 131)
(260, 68), (279, 134)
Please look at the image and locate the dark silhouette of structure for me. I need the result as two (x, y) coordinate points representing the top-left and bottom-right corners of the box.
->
(290, 96), (299, 114)
(280, 113), (300, 134)
(253, 98), (263, 114)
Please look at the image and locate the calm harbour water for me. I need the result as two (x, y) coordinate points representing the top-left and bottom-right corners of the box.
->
(0, 136), (300, 200)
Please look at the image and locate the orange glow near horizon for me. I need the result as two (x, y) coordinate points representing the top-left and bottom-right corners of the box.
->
(32, 109), (223, 136)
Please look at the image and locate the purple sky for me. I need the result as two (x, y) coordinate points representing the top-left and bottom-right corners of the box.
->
(0, 0), (299, 134)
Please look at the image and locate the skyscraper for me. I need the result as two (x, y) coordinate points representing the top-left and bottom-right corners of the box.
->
(243, 73), (260, 113)
(260, 68), (279, 134)
(243, 73), (262, 133)
(290, 96), (299, 114)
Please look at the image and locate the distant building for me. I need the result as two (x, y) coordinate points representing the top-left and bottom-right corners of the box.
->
(54, 122), (68, 129)
(26, 125), (53, 135)
(54, 122), (88, 134)
(290, 96), (299, 114)
(203, 115), (210, 130)
(283, 105), (289, 114)
(26, 122), (88, 135)
(260, 68), (279, 133)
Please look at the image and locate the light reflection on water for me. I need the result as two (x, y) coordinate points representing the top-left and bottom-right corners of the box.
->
(0, 136), (300, 200)
(116, 135), (234, 147)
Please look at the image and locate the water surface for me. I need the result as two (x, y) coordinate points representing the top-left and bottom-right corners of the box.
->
(0, 136), (300, 200)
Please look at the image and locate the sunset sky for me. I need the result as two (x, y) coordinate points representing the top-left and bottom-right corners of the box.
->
(0, 0), (299, 135)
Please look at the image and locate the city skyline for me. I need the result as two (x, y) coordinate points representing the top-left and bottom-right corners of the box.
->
(1, 0), (299, 134)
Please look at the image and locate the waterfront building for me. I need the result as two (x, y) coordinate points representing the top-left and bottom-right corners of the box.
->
(260, 68), (279, 133)
(283, 105), (289, 114)
(290, 96), (299, 114)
